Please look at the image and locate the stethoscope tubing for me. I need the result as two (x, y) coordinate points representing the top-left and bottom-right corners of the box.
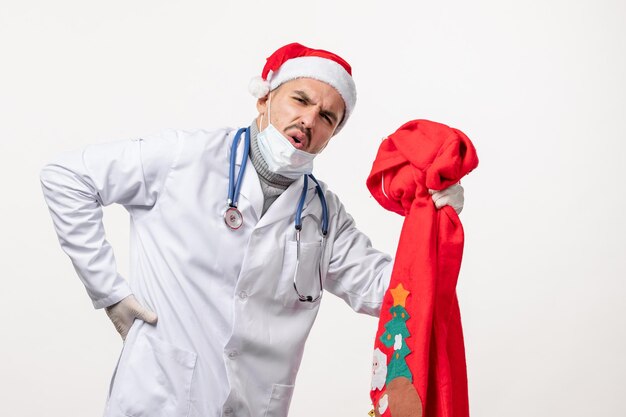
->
(227, 126), (329, 303)
(295, 174), (329, 236)
(228, 127), (251, 208)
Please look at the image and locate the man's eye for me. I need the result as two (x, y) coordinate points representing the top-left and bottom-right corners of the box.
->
(293, 97), (305, 103)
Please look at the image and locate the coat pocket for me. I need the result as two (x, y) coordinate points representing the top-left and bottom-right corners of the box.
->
(113, 333), (197, 417)
(264, 384), (295, 417)
(279, 239), (325, 310)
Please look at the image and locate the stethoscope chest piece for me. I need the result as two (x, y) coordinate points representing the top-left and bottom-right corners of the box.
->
(224, 207), (243, 230)
(224, 127), (251, 231)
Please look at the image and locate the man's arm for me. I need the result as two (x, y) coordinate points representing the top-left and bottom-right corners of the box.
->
(39, 130), (181, 310)
(323, 202), (394, 317)
(322, 184), (464, 317)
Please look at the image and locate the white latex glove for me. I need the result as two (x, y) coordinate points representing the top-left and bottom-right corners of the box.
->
(429, 183), (464, 214)
(105, 294), (158, 340)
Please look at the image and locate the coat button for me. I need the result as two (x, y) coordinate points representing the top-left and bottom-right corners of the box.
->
(238, 291), (248, 300)
(224, 406), (233, 415)
(228, 350), (239, 359)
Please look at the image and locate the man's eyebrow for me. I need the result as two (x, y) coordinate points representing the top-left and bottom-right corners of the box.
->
(320, 109), (338, 125)
(293, 90), (339, 124)
(293, 90), (312, 103)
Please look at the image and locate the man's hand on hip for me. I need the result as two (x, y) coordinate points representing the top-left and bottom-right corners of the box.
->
(105, 294), (158, 340)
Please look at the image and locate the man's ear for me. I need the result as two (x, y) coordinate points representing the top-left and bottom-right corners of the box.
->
(256, 94), (269, 115)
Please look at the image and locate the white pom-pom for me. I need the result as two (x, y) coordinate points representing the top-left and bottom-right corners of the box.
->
(248, 76), (270, 98)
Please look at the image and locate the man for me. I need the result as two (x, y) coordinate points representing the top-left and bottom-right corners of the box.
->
(40, 43), (464, 417)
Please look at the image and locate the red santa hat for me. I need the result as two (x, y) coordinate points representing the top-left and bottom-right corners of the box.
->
(248, 42), (357, 132)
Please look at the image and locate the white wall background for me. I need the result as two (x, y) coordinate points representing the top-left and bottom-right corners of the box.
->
(1, 1), (624, 416)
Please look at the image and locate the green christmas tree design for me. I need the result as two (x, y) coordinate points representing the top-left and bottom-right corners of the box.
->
(379, 284), (413, 383)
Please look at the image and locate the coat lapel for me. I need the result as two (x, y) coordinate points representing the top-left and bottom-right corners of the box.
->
(254, 175), (317, 231)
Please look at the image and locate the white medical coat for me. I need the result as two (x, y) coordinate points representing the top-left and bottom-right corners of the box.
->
(39, 127), (393, 417)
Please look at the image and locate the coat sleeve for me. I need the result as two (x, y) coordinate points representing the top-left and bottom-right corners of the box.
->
(324, 200), (394, 317)
(39, 129), (182, 309)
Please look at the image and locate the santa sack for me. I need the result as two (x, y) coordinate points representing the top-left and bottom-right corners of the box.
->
(367, 119), (478, 417)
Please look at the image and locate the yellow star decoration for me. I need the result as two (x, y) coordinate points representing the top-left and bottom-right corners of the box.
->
(390, 283), (410, 307)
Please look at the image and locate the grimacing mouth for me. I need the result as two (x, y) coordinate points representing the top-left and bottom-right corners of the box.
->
(286, 128), (309, 148)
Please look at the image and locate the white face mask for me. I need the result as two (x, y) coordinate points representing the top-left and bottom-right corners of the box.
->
(257, 93), (316, 179)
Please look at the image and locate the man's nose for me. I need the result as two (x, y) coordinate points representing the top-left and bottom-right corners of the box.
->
(299, 107), (317, 129)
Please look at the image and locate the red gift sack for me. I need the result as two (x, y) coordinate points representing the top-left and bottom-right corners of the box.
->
(367, 120), (478, 417)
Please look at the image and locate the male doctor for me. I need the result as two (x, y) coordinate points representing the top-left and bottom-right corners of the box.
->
(40, 43), (464, 417)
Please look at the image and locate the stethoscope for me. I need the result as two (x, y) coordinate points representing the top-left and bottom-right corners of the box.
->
(224, 127), (328, 303)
